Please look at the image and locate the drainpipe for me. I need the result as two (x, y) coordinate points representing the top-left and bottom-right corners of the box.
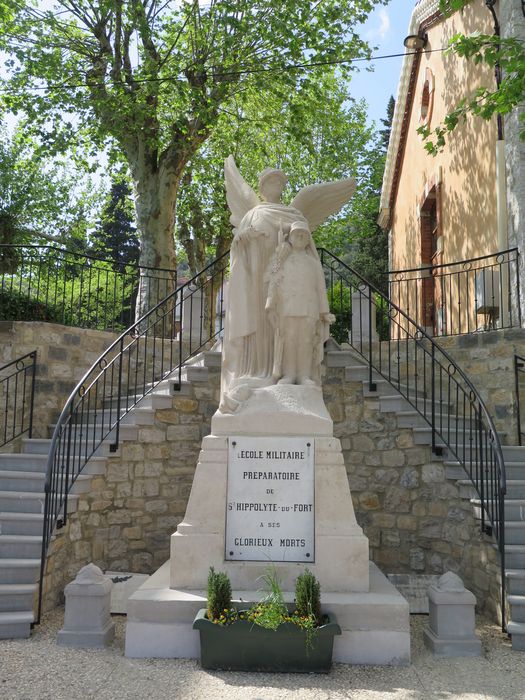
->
(486, 0), (510, 325)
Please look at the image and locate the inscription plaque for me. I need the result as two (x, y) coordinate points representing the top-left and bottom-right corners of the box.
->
(225, 436), (314, 562)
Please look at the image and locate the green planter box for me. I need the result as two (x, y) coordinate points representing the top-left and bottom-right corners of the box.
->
(193, 609), (341, 673)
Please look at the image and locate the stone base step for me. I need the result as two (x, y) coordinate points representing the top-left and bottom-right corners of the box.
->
(507, 620), (525, 651)
(0, 453), (106, 475)
(0, 558), (40, 584)
(504, 522), (525, 545)
(0, 610), (34, 639)
(0, 583), (37, 612)
(506, 569), (525, 596)
(504, 545), (525, 569)
(0, 534), (42, 558)
(0, 490), (77, 514)
(0, 512), (43, 536)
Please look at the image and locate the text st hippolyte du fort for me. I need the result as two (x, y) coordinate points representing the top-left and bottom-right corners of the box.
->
(225, 436), (314, 562)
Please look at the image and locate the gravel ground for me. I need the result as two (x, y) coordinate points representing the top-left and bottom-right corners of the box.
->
(1, 610), (525, 700)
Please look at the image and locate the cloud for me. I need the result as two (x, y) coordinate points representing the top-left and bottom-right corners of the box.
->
(365, 8), (391, 42)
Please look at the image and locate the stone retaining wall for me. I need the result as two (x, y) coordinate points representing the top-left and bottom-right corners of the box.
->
(0, 321), (118, 441)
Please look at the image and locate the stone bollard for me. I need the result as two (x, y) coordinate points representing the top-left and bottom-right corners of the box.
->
(423, 571), (482, 656)
(57, 563), (115, 648)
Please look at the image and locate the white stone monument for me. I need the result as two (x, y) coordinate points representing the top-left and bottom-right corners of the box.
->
(125, 157), (410, 664)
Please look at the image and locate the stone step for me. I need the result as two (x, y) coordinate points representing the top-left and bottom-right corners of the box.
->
(0, 610), (34, 639)
(0, 512), (43, 536)
(72, 406), (156, 427)
(0, 470), (92, 495)
(203, 351), (222, 368)
(509, 595), (525, 623)
(47, 422), (139, 443)
(0, 558), (40, 584)
(0, 490), (77, 514)
(0, 534), (42, 558)
(21, 438), (119, 458)
(0, 453), (54, 472)
(380, 394), (452, 414)
(183, 366), (209, 383)
(505, 569), (525, 596)
(505, 523), (525, 545)
(445, 461), (525, 481)
(444, 445), (525, 462)
(326, 351), (366, 369)
(458, 479), (525, 500)
(0, 583), (37, 612)
(396, 410), (468, 430)
(360, 378), (416, 397)
(101, 391), (173, 411)
(507, 620), (525, 651)
(503, 545), (525, 569)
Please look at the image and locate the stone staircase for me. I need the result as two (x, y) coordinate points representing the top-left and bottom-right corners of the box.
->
(1, 343), (525, 649)
(336, 349), (525, 651)
(0, 349), (215, 639)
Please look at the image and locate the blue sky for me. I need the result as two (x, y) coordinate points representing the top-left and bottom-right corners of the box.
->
(351, 0), (415, 126)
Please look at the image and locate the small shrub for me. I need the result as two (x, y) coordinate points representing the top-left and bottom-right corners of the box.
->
(207, 567), (232, 622)
(295, 569), (321, 626)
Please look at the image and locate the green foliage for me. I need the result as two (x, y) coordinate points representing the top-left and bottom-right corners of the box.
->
(251, 566), (288, 631)
(0, 124), (103, 247)
(207, 567), (232, 622)
(419, 3), (525, 154)
(327, 281), (352, 345)
(91, 175), (139, 268)
(295, 570), (321, 626)
(0, 255), (138, 330)
(0, 0), (386, 302)
(0, 288), (62, 323)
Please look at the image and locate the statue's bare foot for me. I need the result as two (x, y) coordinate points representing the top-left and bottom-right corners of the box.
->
(277, 376), (295, 385)
(299, 377), (316, 386)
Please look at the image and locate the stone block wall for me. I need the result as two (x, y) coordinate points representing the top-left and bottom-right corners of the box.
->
(0, 321), (118, 441)
(437, 327), (525, 441)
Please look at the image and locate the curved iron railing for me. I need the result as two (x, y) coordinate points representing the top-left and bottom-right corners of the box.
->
(387, 248), (519, 337)
(320, 248), (507, 628)
(0, 351), (37, 448)
(37, 252), (229, 622)
(0, 244), (176, 332)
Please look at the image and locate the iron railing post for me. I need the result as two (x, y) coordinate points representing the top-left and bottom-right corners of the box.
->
(431, 342), (436, 453)
(28, 351), (36, 439)
(111, 337), (125, 452)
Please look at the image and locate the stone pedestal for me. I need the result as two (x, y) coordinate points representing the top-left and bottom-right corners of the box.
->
(170, 435), (369, 592)
(351, 289), (377, 344)
(423, 572), (482, 657)
(58, 564), (115, 648)
(125, 386), (410, 664)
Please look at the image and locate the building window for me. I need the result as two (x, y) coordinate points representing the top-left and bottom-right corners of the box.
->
(419, 68), (435, 127)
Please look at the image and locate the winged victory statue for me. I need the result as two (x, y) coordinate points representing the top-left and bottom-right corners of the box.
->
(219, 155), (356, 413)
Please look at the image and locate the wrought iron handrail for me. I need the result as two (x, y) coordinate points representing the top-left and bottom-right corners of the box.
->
(37, 246), (507, 630)
(0, 351), (37, 448)
(515, 354), (525, 446)
(37, 251), (229, 622)
(387, 248), (520, 337)
(320, 247), (507, 629)
(0, 244), (177, 332)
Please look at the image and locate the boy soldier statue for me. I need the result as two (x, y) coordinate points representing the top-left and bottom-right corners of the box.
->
(266, 221), (335, 386)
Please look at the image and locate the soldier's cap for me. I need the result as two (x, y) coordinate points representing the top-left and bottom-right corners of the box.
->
(289, 220), (311, 236)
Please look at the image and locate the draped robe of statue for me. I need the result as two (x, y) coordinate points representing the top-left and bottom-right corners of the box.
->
(222, 202), (310, 401)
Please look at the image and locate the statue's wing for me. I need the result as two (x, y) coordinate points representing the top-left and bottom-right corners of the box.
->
(224, 155), (260, 229)
(290, 178), (356, 232)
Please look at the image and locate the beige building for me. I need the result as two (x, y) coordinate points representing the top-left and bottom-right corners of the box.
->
(380, 0), (524, 336)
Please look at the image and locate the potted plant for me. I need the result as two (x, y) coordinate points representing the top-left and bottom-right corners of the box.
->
(193, 567), (341, 673)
